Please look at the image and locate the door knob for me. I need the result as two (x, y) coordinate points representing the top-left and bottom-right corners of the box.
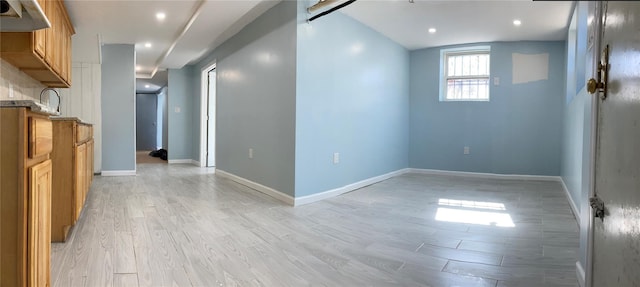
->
(587, 45), (609, 100)
(587, 78), (603, 94)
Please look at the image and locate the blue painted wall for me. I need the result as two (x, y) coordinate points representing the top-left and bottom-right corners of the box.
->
(192, 1), (298, 195)
(101, 44), (136, 172)
(168, 66), (196, 161)
(410, 41), (565, 176)
(294, 3), (410, 197)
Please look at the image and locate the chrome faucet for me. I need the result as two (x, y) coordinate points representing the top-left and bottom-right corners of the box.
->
(39, 88), (61, 113)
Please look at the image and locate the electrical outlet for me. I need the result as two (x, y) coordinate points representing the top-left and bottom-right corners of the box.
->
(333, 152), (340, 164)
(464, 146), (470, 155)
(9, 83), (14, 98)
(249, 148), (253, 159)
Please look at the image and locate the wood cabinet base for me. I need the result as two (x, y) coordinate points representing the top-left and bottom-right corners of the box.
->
(1, 107), (53, 287)
(51, 119), (94, 242)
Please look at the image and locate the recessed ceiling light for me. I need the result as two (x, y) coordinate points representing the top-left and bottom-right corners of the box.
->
(145, 85), (150, 88)
(513, 19), (522, 26)
(428, 28), (436, 33)
(145, 42), (152, 48)
(156, 12), (166, 21)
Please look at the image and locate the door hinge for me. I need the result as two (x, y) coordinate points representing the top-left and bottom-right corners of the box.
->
(587, 44), (610, 100)
(589, 195), (606, 220)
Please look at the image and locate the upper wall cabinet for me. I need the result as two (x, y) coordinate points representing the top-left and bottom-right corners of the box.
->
(0, 0), (75, 88)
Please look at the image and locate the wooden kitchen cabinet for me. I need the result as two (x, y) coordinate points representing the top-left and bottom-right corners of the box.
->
(0, 107), (53, 287)
(33, 0), (47, 59)
(0, 0), (75, 88)
(50, 118), (94, 242)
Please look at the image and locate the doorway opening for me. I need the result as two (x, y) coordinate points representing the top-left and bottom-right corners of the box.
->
(135, 90), (168, 165)
(200, 62), (216, 167)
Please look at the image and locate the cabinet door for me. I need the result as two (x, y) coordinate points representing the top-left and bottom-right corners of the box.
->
(54, 1), (63, 76)
(58, 27), (67, 83)
(44, 0), (60, 74)
(74, 143), (87, 222)
(62, 28), (71, 84)
(33, 0), (47, 59)
(54, 1), (64, 80)
(28, 159), (52, 287)
(44, 0), (54, 67)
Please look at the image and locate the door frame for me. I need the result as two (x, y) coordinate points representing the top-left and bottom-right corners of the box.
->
(135, 93), (159, 151)
(199, 60), (217, 167)
(585, 1), (604, 286)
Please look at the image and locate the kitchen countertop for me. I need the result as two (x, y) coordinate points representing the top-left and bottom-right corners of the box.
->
(50, 116), (93, 125)
(0, 100), (60, 116)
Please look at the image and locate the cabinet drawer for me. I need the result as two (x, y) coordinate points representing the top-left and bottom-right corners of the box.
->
(29, 117), (53, 158)
(76, 124), (90, 143)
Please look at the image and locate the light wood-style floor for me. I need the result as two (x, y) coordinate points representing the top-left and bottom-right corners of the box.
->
(136, 151), (167, 164)
(51, 164), (579, 287)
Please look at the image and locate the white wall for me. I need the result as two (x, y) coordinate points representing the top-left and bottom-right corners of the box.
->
(59, 63), (103, 172)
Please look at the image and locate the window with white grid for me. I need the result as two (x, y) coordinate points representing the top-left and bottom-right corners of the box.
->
(440, 47), (491, 101)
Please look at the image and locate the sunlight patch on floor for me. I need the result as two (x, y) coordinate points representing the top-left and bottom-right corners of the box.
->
(436, 198), (515, 227)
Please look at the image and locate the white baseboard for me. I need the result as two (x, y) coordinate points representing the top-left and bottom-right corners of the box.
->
(215, 169), (409, 206)
(560, 178), (581, 223)
(168, 159), (193, 164)
(407, 168), (561, 181)
(294, 168), (410, 206)
(576, 261), (586, 287)
(216, 170), (295, 205)
(101, 170), (136, 176)
(191, 160), (201, 166)
(214, 167), (572, 208)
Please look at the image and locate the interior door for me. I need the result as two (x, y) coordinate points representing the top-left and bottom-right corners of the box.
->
(136, 94), (158, 151)
(591, 1), (640, 286)
(206, 68), (216, 167)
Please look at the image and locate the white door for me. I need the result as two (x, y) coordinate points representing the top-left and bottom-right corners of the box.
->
(206, 68), (216, 167)
(591, 1), (640, 286)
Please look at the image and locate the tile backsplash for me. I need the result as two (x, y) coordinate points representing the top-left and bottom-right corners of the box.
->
(0, 58), (47, 103)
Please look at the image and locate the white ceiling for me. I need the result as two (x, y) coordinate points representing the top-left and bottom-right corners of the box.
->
(341, 0), (574, 50)
(65, 0), (281, 81)
(135, 70), (167, 94)
(64, 0), (573, 93)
